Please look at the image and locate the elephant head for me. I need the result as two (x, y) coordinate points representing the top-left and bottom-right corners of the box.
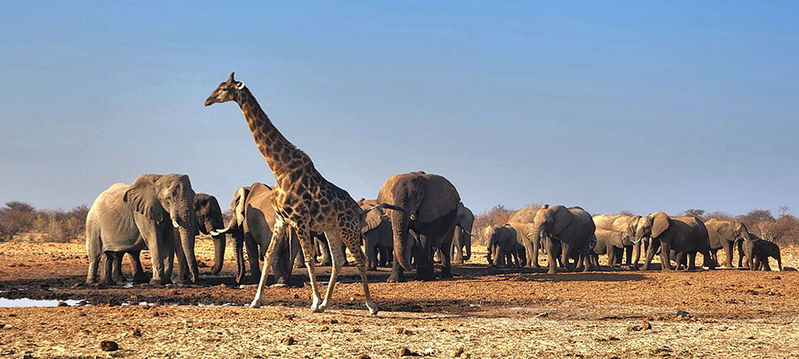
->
(193, 193), (227, 275)
(635, 211), (670, 241)
(124, 174), (198, 282)
(453, 202), (474, 261)
(532, 204), (572, 242)
(376, 172), (460, 272)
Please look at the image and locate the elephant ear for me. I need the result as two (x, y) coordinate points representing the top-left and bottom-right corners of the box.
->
(417, 175), (461, 222)
(231, 187), (251, 226)
(551, 206), (573, 235)
(361, 205), (386, 233)
(651, 212), (670, 238)
(124, 176), (165, 222)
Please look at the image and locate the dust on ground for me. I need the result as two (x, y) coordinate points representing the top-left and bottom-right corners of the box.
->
(0, 240), (797, 358)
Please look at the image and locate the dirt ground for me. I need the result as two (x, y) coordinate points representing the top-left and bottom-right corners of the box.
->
(0, 240), (797, 359)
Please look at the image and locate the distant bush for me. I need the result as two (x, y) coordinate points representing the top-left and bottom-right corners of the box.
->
(473, 204), (516, 244)
(0, 201), (88, 242)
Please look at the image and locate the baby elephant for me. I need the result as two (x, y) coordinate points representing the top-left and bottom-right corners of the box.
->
(486, 225), (525, 267)
(743, 235), (782, 271)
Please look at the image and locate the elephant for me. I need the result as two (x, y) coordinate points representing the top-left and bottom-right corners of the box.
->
(507, 207), (540, 268)
(377, 171), (461, 282)
(743, 234), (782, 271)
(214, 183), (300, 285)
(592, 214), (645, 268)
(108, 192), (227, 283)
(85, 174), (198, 285)
(358, 199), (394, 271)
(705, 219), (751, 268)
(532, 205), (596, 274)
(451, 202), (474, 264)
(486, 225), (525, 267)
(634, 212), (716, 271)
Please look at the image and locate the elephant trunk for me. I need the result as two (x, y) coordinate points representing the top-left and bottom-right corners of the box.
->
(464, 232), (472, 261)
(210, 233), (226, 275)
(175, 203), (199, 282)
(390, 210), (413, 271)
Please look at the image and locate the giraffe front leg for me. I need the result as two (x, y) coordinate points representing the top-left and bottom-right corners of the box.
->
(295, 224), (323, 312)
(250, 218), (287, 308)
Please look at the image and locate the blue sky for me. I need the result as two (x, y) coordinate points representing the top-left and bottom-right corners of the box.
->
(1, 1), (797, 216)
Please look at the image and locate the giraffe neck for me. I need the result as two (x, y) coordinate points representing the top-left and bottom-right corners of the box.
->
(235, 87), (311, 187)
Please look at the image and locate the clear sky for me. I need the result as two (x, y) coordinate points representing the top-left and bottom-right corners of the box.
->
(1, 1), (797, 216)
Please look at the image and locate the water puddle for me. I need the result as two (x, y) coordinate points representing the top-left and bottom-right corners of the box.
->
(0, 298), (85, 308)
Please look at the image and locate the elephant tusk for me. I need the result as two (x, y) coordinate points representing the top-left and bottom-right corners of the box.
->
(210, 227), (230, 236)
(172, 219), (180, 228)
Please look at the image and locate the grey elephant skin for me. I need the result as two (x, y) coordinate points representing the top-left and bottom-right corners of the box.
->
(109, 192), (227, 283)
(705, 219), (751, 268)
(451, 202), (474, 264)
(507, 208), (540, 268)
(743, 234), (782, 271)
(592, 214), (644, 268)
(377, 171), (461, 282)
(85, 174), (198, 285)
(486, 225), (525, 267)
(532, 205), (596, 275)
(218, 183), (300, 285)
(635, 212), (716, 271)
(359, 199), (394, 271)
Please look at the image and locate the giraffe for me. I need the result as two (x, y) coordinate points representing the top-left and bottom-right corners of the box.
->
(204, 73), (378, 314)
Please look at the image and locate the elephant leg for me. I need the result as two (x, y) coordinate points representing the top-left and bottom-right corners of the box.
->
(99, 252), (116, 285)
(624, 245), (633, 266)
(722, 240), (734, 268)
(451, 229), (464, 265)
(762, 258), (771, 271)
(737, 240), (745, 268)
(643, 239), (659, 271)
(271, 233), (291, 285)
(366, 243), (377, 271)
(388, 255), (405, 282)
(413, 236), (435, 280)
(234, 236), (246, 284)
(127, 251), (147, 283)
(108, 251), (124, 283)
(244, 235), (261, 281)
(659, 240), (672, 271)
(560, 242), (574, 272)
(688, 252), (697, 271)
(531, 237), (541, 268)
(545, 237), (558, 274)
(702, 249), (716, 270)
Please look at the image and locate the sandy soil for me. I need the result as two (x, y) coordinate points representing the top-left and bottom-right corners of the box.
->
(0, 240), (797, 358)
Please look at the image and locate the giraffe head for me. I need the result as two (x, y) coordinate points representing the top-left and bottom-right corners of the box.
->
(204, 72), (246, 106)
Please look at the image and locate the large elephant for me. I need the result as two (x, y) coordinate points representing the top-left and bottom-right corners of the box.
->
(451, 202), (474, 264)
(109, 192), (227, 283)
(378, 171), (461, 282)
(532, 205), (596, 274)
(742, 234), (782, 271)
(214, 183), (300, 285)
(635, 212), (716, 271)
(507, 207), (540, 268)
(85, 174), (198, 285)
(592, 214), (645, 268)
(705, 219), (751, 268)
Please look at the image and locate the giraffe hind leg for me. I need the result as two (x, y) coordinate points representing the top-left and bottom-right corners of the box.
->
(338, 223), (378, 315)
(319, 230), (345, 311)
(295, 223), (323, 312)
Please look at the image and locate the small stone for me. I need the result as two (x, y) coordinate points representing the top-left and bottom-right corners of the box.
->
(57, 301), (69, 307)
(536, 312), (549, 318)
(100, 341), (119, 352)
(397, 347), (413, 357)
(452, 347), (465, 357)
(78, 312), (87, 317)
(132, 328), (142, 337)
(0, 323), (5, 329)
(676, 310), (690, 317)
(293, 294), (300, 299)
(351, 328), (362, 333)
(330, 319), (339, 324)
(356, 355), (372, 359)
(282, 335), (296, 345)
(424, 348), (435, 355)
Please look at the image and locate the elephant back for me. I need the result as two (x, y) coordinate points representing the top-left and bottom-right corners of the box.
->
(509, 207), (538, 224)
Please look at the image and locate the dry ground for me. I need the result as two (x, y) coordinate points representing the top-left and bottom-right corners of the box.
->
(0, 240), (797, 358)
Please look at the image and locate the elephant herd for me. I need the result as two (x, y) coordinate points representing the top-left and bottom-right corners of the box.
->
(85, 171), (476, 286)
(85, 171), (783, 287)
(485, 207), (783, 273)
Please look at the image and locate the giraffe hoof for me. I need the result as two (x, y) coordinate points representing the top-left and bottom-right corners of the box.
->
(311, 306), (325, 313)
(249, 300), (261, 309)
(368, 306), (379, 315)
